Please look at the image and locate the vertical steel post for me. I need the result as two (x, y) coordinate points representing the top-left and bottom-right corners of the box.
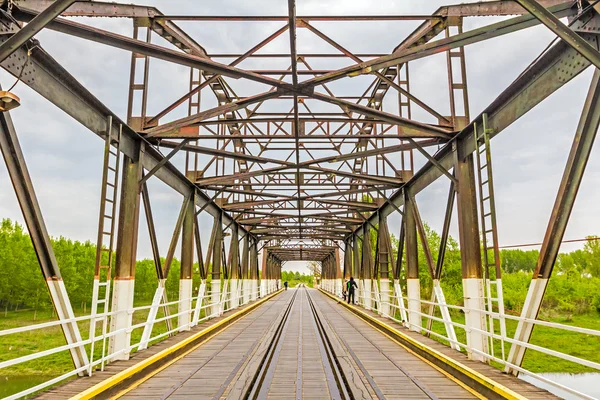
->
(261, 249), (268, 296)
(178, 193), (195, 331)
(110, 144), (143, 361)
(211, 213), (223, 317)
(250, 239), (259, 300)
(445, 16), (470, 130)
(335, 248), (343, 296)
(455, 144), (488, 361)
(377, 213), (394, 317)
(241, 234), (250, 304)
(353, 233), (361, 282)
(362, 224), (374, 310)
(0, 109), (89, 372)
(404, 190), (421, 332)
(343, 238), (352, 279)
(229, 224), (240, 309)
(506, 69), (600, 374)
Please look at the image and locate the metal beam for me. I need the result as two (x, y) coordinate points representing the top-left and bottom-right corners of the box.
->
(0, 17), (249, 238)
(350, 16), (596, 237)
(506, 67), (600, 374)
(0, 102), (89, 371)
(514, 0), (600, 69)
(11, 9), (293, 89)
(0, 0), (76, 62)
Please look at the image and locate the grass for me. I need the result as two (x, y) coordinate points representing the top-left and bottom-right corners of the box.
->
(426, 310), (600, 374)
(0, 302), (185, 375)
(0, 299), (208, 398)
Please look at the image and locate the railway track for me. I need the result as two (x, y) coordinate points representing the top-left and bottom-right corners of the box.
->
(313, 291), (441, 400)
(112, 288), (446, 399)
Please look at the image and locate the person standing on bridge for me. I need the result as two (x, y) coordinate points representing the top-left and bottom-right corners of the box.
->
(347, 277), (358, 305)
(284, 281), (288, 290)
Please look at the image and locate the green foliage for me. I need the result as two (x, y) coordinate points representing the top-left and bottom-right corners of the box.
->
(500, 249), (539, 273)
(281, 271), (313, 288)
(0, 219), (206, 313)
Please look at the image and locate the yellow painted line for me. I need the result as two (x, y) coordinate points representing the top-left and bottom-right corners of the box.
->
(319, 289), (528, 400)
(107, 328), (225, 400)
(71, 290), (283, 400)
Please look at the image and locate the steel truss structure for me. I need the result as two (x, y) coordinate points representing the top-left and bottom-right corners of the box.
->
(2, 0), (600, 397)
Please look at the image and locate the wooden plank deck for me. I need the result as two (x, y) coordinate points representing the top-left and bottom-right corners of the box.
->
(311, 290), (480, 400)
(35, 294), (287, 400)
(316, 290), (560, 400)
(38, 288), (560, 399)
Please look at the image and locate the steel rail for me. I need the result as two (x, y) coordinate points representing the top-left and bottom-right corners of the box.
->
(244, 289), (299, 399)
(304, 288), (353, 399)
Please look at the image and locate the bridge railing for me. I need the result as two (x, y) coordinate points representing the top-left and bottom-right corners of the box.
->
(323, 283), (599, 400)
(0, 280), (271, 400)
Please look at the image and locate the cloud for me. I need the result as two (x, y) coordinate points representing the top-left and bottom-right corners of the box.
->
(1, 0), (598, 270)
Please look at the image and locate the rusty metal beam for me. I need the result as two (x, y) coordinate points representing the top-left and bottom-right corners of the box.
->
(0, 0), (76, 62)
(351, 13), (596, 238)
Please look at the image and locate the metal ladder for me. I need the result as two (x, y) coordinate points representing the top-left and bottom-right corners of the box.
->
(90, 117), (121, 373)
(475, 113), (507, 361)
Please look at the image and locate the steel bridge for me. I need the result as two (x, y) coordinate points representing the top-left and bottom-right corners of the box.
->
(0, 0), (599, 399)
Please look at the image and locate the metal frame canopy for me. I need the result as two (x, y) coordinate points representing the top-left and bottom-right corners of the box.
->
(2, 0), (600, 376)
(0, 0), (586, 261)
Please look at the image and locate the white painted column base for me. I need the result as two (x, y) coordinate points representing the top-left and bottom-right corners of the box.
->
(139, 280), (165, 350)
(363, 279), (372, 310)
(251, 279), (258, 301)
(463, 278), (488, 361)
(109, 279), (135, 361)
(242, 279), (250, 305)
(433, 280), (460, 351)
(49, 279), (90, 370)
(335, 279), (343, 298)
(211, 281), (221, 318)
(260, 280), (266, 298)
(380, 279), (391, 317)
(178, 278), (193, 332)
(407, 278), (422, 333)
(230, 279), (239, 309)
(191, 280), (206, 327)
(505, 278), (548, 374)
(393, 282), (409, 326)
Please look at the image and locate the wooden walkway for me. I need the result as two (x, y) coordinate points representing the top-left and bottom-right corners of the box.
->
(37, 288), (560, 400)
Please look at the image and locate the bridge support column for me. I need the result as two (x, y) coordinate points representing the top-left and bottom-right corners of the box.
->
(210, 214), (223, 317)
(250, 239), (259, 301)
(343, 238), (352, 280)
(353, 233), (361, 293)
(110, 148), (143, 361)
(0, 108), (90, 371)
(506, 69), (600, 374)
(362, 225), (374, 310)
(455, 146), (488, 361)
(335, 248), (343, 297)
(377, 213), (394, 318)
(229, 225), (240, 309)
(405, 192), (422, 333)
(178, 194), (194, 332)
(241, 235), (250, 305)
(323, 257), (328, 292)
(261, 250), (268, 297)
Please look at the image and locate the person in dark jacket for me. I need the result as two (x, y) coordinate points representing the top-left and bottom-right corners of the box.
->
(284, 281), (288, 290)
(347, 277), (358, 305)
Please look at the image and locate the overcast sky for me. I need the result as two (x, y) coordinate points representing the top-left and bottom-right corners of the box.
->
(0, 1), (598, 274)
